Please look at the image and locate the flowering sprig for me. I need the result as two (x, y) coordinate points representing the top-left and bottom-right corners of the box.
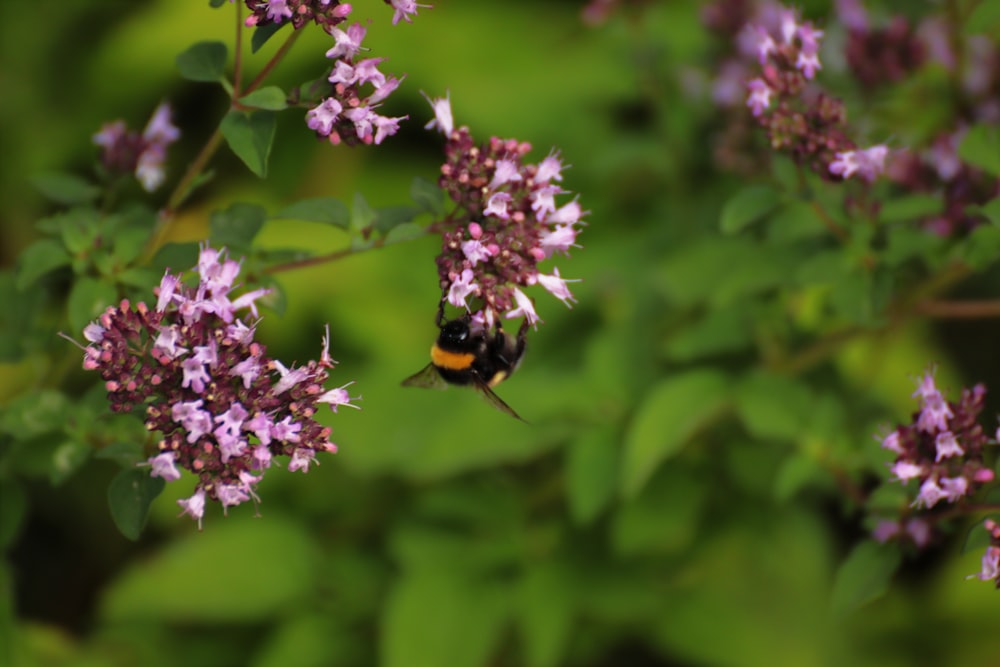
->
(423, 93), (584, 328)
(968, 519), (1000, 587)
(305, 19), (408, 146)
(93, 102), (180, 192)
(77, 244), (359, 528)
(243, 0), (351, 31)
(872, 370), (996, 550)
(742, 5), (887, 183)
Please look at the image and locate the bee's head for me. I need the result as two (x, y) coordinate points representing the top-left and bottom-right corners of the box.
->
(438, 318), (471, 346)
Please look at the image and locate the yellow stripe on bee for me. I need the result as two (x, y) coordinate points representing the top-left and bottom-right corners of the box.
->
(431, 345), (475, 370)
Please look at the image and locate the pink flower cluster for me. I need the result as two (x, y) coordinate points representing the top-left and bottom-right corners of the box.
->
(741, 5), (888, 184)
(872, 370), (995, 546)
(424, 93), (584, 328)
(305, 20), (407, 146)
(80, 245), (358, 527)
(968, 519), (1000, 588)
(92, 103), (180, 192)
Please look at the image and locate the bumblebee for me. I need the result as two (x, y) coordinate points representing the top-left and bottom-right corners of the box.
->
(402, 305), (529, 422)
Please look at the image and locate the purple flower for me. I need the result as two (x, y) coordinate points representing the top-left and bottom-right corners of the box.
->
(746, 78), (773, 116)
(388, 0), (428, 25)
(427, 95), (585, 328)
(423, 91), (453, 136)
(93, 102), (180, 192)
(78, 244), (357, 528)
(934, 431), (964, 461)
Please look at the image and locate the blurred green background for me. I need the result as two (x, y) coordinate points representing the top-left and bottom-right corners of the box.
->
(2, 1), (1000, 666)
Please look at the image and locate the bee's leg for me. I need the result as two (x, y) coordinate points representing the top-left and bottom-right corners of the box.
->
(514, 317), (529, 357)
(435, 291), (448, 327)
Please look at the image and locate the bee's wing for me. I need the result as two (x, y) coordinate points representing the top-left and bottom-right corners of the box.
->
(401, 363), (448, 390)
(472, 375), (528, 423)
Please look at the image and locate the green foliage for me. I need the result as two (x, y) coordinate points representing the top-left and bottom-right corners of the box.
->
(107, 468), (166, 541)
(221, 109), (277, 177)
(6, 2), (1000, 667)
(830, 541), (902, 616)
(176, 40), (228, 82)
(621, 369), (730, 498)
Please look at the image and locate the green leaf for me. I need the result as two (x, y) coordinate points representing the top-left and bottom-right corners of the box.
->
(49, 440), (92, 486)
(373, 205), (420, 236)
(566, 424), (618, 525)
(15, 239), (71, 289)
(30, 172), (100, 205)
(274, 197), (350, 229)
(252, 22), (285, 53)
(102, 518), (319, 618)
(151, 242), (199, 273)
(176, 41), (227, 82)
(0, 390), (70, 439)
(210, 202), (267, 251)
(110, 225), (152, 268)
(516, 565), (574, 667)
(0, 480), (26, 549)
(830, 540), (901, 616)
(966, 2), (1000, 34)
(54, 207), (100, 254)
(719, 185), (780, 234)
(240, 86), (287, 111)
(664, 305), (753, 361)
(382, 570), (509, 667)
(961, 223), (1000, 270)
(957, 124), (1000, 176)
(351, 192), (376, 233)
(773, 454), (830, 502)
(221, 110), (276, 177)
(734, 371), (811, 442)
(613, 465), (708, 556)
(980, 197), (1000, 227)
(94, 440), (146, 467)
(67, 276), (118, 333)
(107, 468), (165, 541)
(962, 517), (999, 554)
(384, 222), (426, 244)
(883, 225), (947, 267)
(209, 0), (227, 7)
(877, 194), (942, 223)
(411, 177), (445, 216)
(621, 369), (730, 498)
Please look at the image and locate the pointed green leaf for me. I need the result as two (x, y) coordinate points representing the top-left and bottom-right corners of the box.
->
(107, 468), (165, 541)
(221, 110), (276, 177)
(734, 371), (811, 442)
(240, 86), (287, 111)
(967, 2), (1000, 35)
(0, 390), (70, 439)
(720, 185), (780, 234)
(382, 571), (509, 667)
(252, 22), (285, 53)
(68, 276), (118, 333)
(16, 239), (71, 289)
(274, 197), (350, 229)
(30, 172), (100, 205)
(962, 516), (999, 554)
(830, 540), (901, 616)
(621, 369), (730, 498)
(958, 124), (1000, 176)
(516, 565), (574, 667)
(210, 202), (267, 251)
(566, 424), (618, 525)
(411, 177), (445, 216)
(176, 41), (227, 82)
(384, 222), (427, 243)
